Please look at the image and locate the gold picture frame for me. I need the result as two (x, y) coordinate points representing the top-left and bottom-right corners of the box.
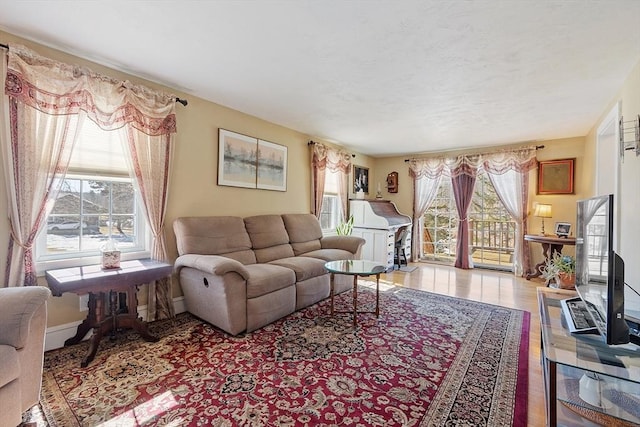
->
(537, 158), (575, 195)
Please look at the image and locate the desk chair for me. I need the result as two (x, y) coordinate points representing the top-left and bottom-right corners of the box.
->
(394, 226), (410, 269)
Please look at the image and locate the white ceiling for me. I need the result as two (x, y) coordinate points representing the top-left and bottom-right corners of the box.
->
(1, 1), (639, 157)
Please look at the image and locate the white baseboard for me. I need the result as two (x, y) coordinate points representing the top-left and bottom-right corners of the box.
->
(44, 296), (186, 352)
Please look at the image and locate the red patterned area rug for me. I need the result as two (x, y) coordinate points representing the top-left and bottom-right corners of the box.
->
(35, 285), (529, 426)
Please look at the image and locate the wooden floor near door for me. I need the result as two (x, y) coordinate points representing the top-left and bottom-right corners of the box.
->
(383, 262), (544, 427)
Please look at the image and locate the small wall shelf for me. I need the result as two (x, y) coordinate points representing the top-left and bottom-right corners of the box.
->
(619, 115), (640, 157)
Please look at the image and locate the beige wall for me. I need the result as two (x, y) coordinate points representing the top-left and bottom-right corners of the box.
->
(526, 137), (587, 263)
(370, 156), (413, 216)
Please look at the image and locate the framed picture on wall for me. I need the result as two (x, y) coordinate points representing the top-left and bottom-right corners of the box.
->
(353, 165), (369, 194)
(257, 139), (287, 192)
(537, 158), (575, 195)
(217, 129), (288, 191)
(218, 129), (258, 189)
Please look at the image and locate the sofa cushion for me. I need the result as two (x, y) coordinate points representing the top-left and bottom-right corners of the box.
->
(289, 240), (320, 256)
(244, 264), (296, 299)
(174, 217), (256, 264)
(244, 215), (295, 263)
(0, 345), (19, 388)
(298, 248), (356, 262)
(269, 256), (328, 282)
(282, 213), (323, 256)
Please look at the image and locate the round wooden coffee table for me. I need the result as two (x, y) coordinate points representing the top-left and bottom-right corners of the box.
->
(325, 260), (386, 326)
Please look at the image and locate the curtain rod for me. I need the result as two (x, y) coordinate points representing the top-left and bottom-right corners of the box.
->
(403, 144), (545, 162)
(0, 42), (187, 106)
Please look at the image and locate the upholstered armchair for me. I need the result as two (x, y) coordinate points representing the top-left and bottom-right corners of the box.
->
(0, 287), (50, 427)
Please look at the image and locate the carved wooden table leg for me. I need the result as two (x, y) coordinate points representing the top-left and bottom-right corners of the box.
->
(527, 242), (550, 279)
(65, 292), (98, 346)
(109, 290), (118, 339)
(81, 292), (107, 367)
(126, 286), (159, 342)
(526, 241), (565, 281)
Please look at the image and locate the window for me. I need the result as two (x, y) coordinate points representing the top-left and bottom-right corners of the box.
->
(422, 173), (515, 270)
(35, 119), (149, 272)
(422, 178), (458, 262)
(468, 174), (515, 269)
(319, 169), (343, 232)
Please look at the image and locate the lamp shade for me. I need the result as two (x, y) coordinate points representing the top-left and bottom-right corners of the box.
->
(534, 203), (552, 218)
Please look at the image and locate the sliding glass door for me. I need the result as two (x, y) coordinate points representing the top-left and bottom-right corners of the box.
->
(422, 173), (515, 270)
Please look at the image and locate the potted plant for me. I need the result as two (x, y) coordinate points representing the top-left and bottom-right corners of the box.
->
(542, 253), (576, 289)
(336, 215), (354, 236)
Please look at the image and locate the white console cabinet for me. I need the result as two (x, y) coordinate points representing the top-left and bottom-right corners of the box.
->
(350, 199), (411, 271)
(351, 227), (396, 270)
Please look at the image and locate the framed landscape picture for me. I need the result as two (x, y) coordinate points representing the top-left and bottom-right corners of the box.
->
(218, 129), (258, 189)
(257, 139), (287, 191)
(537, 158), (575, 195)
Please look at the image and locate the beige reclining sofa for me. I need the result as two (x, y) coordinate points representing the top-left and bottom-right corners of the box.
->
(174, 213), (365, 335)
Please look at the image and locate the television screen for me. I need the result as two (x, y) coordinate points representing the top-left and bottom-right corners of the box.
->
(575, 194), (629, 345)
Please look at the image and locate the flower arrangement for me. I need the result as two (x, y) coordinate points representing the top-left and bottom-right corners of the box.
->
(542, 253), (576, 289)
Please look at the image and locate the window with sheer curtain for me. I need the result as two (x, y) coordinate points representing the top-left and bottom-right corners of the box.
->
(2, 44), (177, 320)
(409, 147), (537, 276)
(35, 119), (150, 273)
(310, 142), (351, 232)
(318, 169), (343, 232)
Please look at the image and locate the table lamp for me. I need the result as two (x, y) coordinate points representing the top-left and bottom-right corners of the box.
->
(534, 203), (552, 236)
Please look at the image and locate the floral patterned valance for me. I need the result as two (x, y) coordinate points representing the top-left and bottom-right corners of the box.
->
(311, 142), (352, 174)
(408, 146), (537, 179)
(4, 43), (177, 136)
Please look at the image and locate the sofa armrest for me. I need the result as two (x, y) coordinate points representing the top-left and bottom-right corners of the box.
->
(0, 287), (51, 349)
(320, 235), (365, 255)
(175, 254), (250, 280)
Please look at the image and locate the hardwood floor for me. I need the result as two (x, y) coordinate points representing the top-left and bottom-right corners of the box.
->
(382, 262), (545, 426)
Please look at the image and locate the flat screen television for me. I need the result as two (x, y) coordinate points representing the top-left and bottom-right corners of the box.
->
(568, 194), (630, 345)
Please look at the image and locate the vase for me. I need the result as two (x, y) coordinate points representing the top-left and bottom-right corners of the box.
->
(555, 272), (576, 290)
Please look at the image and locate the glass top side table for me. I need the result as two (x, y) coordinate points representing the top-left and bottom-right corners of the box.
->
(325, 260), (386, 327)
(537, 287), (640, 426)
